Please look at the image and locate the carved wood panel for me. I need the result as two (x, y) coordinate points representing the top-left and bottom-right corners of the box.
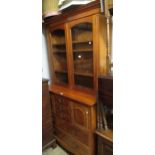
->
(54, 95), (72, 122)
(71, 101), (90, 129)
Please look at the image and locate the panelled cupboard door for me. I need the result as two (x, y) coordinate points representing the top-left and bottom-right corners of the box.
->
(49, 25), (69, 86)
(71, 101), (90, 130)
(54, 94), (72, 122)
(67, 16), (96, 92)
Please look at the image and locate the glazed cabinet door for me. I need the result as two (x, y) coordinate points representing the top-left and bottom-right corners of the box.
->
(67, 16), (96, 92)
(49, 25), (69, 86)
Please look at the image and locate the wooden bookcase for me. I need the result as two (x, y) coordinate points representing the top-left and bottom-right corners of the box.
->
(95, 76), (113, 155)
(45, 2), (112, 93)
(44, 1), (112, 155)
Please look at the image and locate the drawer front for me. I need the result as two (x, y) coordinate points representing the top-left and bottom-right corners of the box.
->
(71, 101), (90, 129)
(55, 127), (89, 155)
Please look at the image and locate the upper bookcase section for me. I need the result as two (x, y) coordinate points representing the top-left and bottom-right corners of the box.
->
(45, 1), (113, 94)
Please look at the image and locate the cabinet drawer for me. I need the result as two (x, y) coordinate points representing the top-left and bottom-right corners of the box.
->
(71, 101), (90, 129)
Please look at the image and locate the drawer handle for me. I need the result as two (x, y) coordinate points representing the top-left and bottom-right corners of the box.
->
(86, 111), (88, 115)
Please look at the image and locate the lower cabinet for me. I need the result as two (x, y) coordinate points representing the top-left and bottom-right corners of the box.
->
(50, 93), (96, 155)
(96, 131), (113, 155)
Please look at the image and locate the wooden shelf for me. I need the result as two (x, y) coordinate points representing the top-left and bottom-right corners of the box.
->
(95, 129), (113, 143)
(73, 49), (93, 52)
(73, 27), (92, 31)
(53, 43), (66, 46)
(53, 50), (66, 53)
(53, 49), (93, 54)
(72, 40), (93, 44)
(55, 70), (68, 74)
(74, 72), (93, 77)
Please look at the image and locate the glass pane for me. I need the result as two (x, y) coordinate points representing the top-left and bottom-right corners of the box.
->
(71, 22), (93, 89)
(51, 29), (68, 84)
(74, 75), (93, 88)
(74, 52), (93, 74)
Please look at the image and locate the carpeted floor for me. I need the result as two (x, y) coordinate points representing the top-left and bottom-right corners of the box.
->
(43, 145), (69, 155)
